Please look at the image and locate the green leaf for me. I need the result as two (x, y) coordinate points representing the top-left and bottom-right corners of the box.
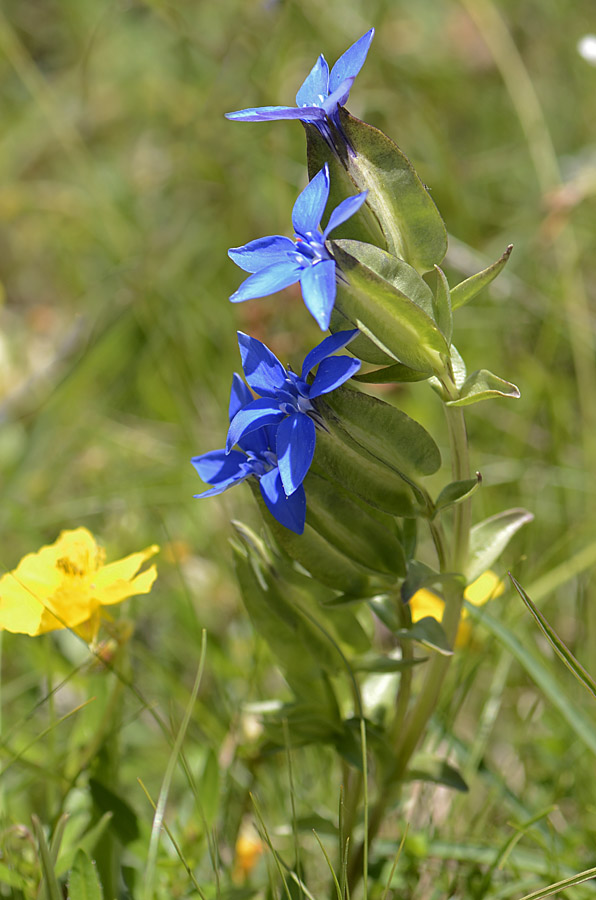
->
(56, 815), (112, 877)
(305, 472), (406, 577)
(465, 603), (596, 757)
(431, 265), (452, 344)
(233, 543), (341, 685)
(250, 484), (371, 595)
(89, 780), (140, 846)
(312, 423), (417, 518)
(330, 305), (396, 366)
(321, 383), (441, 479)
(435, 475), (481, 513)
(304, 123), (387, 249)
(339, 109), (448, 273)
(446, 369), (520, 407)
(332, 241), (448, 374)
(407, 757), (469, 792)
(319, 604), (371, 654)
(262, 701), (343, 749)
(397, 617), (453, 656)
(353, 363), (429, 384)
(400, 560), (464, 603)
(32, 816), (62, 900)
(335, 239), (436, 318)
(0, 862), (29, 890)
(368, 594), (401, 632)
(68, 850), (103, 900)
(510, 574), (596, 702)
(467, 508), (534, 582)
(352, 653), (427, 673)
(199, 750), (220, 828)
(451, 244), (513, 310)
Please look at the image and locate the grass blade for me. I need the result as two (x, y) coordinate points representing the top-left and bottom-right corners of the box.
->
(510, 573), (596, 701)
(516, 865), (596, 900)
(32, 816), (62, 900)
(143, 630), (207, 900)
(464, 602), (596, 756)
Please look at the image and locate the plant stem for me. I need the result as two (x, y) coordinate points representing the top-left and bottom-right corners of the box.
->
(347, 389), (472, 894)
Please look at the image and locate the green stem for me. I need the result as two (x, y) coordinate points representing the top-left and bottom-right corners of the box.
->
(347, 384), (472, 894)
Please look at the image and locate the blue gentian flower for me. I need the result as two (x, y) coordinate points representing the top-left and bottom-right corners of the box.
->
(225, 29), (374, 143)
(192, 374), (306, 534)
(226, 330), (361, 498)
(229, 164), (367, 330)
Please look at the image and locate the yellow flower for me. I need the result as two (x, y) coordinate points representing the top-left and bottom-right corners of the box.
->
(233, 827), (264, 881)
(409, 571), (504, 647)
(0, 528), (159, 640)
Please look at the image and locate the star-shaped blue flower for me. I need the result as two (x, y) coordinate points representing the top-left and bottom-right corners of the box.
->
(226, 330), (361, 498)
(229, 164), (367, 330)
(192, 374), (306, 534)
(225, 29), (374, 142)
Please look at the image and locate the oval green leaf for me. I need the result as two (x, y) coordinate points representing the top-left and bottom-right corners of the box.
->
(312, 425), (417, 517)
(397, 616), (453, 656)
(467, 508), (534, 582)
(332, 241), (448, 374)
(321, 383), (441, 478)
(305, 472), (406, 577)
(339, 109), (448, 273)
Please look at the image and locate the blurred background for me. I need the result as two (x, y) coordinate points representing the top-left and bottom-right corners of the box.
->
(1, 0), (596, 894)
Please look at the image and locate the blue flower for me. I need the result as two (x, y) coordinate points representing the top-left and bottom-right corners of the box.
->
(229, 164), (367, 330)
(225, 29), (374, 142)
(192, 375), (306, 534)
(226, 330), (361, 497)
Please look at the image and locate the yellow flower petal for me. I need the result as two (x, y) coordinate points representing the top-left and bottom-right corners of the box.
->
(0, 530), (159, 638)
(464, 570), (504, 607)
(92, 546), (159, 605)
(409, 587), (445, 624)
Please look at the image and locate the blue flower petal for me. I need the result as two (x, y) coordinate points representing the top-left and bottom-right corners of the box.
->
(230, 261), (302, 303)
(323, 191), (368, 238)
(309, 355), (362, 398)
(292, 165), (330, 237)
(238, 424), (271, 455)
(276, 413), (316, 496)
(192, 449), (247, 485)
(259, 469), (306, 534)
(328, 29), (374, 94)
(194, 478), (245, 499)
(229, 373), (253, 422)
(299, 258), (337, 330)
(295, 55), (329, 108)
(300, 329), (359, 378)
(228, 235), (296, 274)
(238, 331), (287, 396)
(225, 105), (326, 122)
(321, 76), (355, 115)
(226, 398), (285, 452)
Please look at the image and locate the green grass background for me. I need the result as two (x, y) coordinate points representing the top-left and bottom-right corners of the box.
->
(1, 0), (596, 896)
